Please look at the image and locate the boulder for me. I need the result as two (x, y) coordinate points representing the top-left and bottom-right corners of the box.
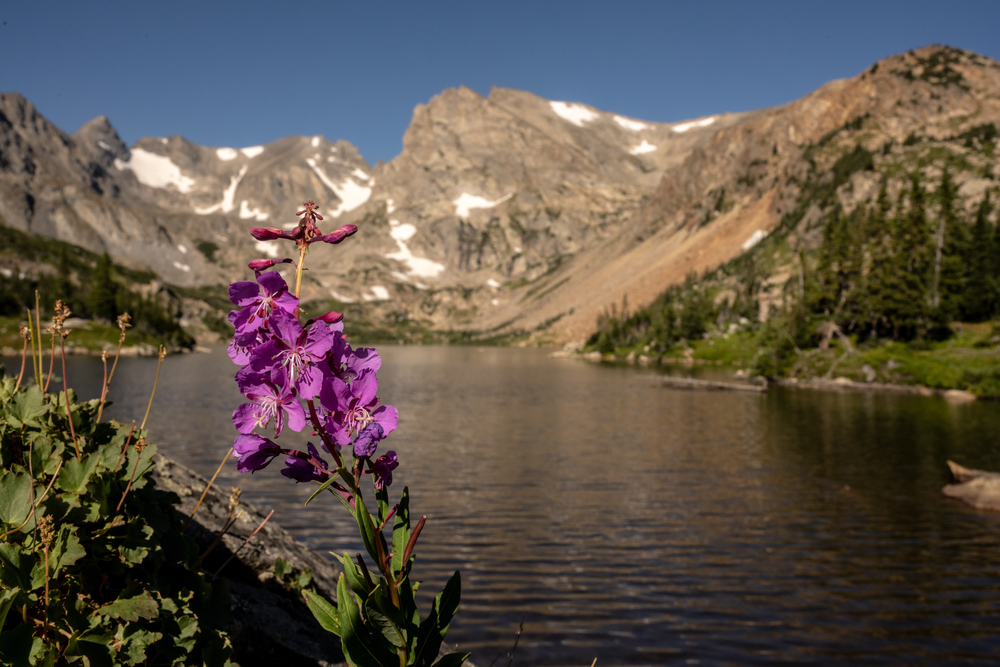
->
(942, 460), (1000, 511)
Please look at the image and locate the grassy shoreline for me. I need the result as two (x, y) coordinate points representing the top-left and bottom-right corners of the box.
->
(582, 321), (1000, 398)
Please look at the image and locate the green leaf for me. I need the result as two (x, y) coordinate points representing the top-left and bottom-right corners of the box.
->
(0, 471), (33, 529)
(336, 573), (397, 667)
(340, 552), (371, 598)
(29, 436), (60, 476)
(119, 519), (154, 564)
(274, 557), (292, 580)
(122, 628), (162, 666)
(364, 585), (406, 648)
(0, 544), (36, 591)
(0, 587), (19, 631)
(304, 474), (340, 506)
(431, 653), (470, 667)
(354, 495), (379, 564)
(96, 593), (159, 622)
(302, 589), (341, 636)
(49, 524), (86, 573)
(57, 453), (100, 494)
(391, 486), (411, 576)
(413, 571), (462, 667)
(6, 386), (45, 428)
(0, 622), (33, 667)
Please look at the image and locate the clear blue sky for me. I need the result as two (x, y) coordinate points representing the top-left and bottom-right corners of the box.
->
(2, 1), (997, 164)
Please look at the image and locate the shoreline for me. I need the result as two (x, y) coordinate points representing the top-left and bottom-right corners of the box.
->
(564, 351), (983, 401)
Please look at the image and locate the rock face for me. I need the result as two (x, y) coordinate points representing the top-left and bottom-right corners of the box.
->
(942, 460), (1000, 511)
(150, 454), (348, 667)
(4, 45), (1000, 343)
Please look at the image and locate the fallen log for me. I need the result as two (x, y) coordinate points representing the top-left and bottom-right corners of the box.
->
(941, 460), (1000, 511)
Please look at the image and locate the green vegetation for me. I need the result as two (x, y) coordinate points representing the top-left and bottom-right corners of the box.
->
(0, 225), (193, 349)
(586, 123), (1000, 395)
(0, 374), (234, 665)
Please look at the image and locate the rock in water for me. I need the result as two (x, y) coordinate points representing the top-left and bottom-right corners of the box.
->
(942, 460), (1000, 511)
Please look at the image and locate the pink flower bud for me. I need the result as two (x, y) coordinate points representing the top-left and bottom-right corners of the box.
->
(248, 258), (293, 271)
(310, 224), (358, 245)
(249, 227), (284, 241)
(305, 310), (344, 328)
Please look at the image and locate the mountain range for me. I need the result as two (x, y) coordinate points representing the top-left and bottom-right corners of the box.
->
(2, 45), (998, 345)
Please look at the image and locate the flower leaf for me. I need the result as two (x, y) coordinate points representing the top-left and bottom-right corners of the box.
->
(412, 571), (462, 667)
(391, 486), (410, 576)
(0, 471), (32, 529)
(354, 495), (379, 564)
(336, 573), (396, 667)
(302, 589), (341, 637)
(97, 593), (160, 622)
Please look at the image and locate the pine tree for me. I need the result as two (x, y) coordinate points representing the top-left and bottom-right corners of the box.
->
(963, 193), (996, 320)
(88, 253), (118, 322)
(934, 167), (968, 321)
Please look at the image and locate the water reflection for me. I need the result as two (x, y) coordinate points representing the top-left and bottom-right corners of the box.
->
(7, 347), (1000, 665)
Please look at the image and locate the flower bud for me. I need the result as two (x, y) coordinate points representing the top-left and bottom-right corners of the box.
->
(311, 224), (358, 245)
(306, 310), (344, 327)
(248, 258), (294, 271)
(249, 227), (285, 241)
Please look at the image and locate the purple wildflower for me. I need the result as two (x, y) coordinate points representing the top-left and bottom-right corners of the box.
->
(232, 369), (306, 438)
(229, 271), (299, 337)
(248, 309), (333, 399)
(281, 442), (330, 483)
(366, 451), (398, 490)
(232, 434), (283, 473)
(320, 369), (398, 447)
(353, 423), (384, 458)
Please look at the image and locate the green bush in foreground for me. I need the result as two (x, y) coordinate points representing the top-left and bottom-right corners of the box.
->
(0, 371), (234, 666)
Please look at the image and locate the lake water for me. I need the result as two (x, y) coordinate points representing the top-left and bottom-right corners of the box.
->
(7, 346), (1000, 666)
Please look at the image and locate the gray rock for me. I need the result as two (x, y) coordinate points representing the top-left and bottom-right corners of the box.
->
(942, 460), (1000, 511)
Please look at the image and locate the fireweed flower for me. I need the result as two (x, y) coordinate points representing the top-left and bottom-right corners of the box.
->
(232, 434), (283, 473)
(248, 309), (333, 399)
(353, 423), (384, 458)
(366, 451), (399, 490)
(232, 369), (306, 438)
(281, 442), (329, 483)
(320, 368), (398, 448)
(322, 332), (382, 383)
(229, 271), (299, 336)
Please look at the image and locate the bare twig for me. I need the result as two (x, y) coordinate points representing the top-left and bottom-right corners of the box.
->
(115, 438), (147, 513)
(140, 346), (166, 431)
(193, 510), (244, 570)
(185, 447), (234, 532)
(111, 422), (137, 473)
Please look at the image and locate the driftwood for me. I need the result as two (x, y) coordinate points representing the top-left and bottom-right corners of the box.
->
(941, 460), (1000, 511)
(656, 376), (767, 392)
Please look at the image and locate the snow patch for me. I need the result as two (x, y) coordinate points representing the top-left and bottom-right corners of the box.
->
(453, 192), (512, 219)
(391, 271), (409, 282)
(114, 148), (196, 193)
(327, 156), (336, 163)
(241, 146), (264, 158)
(415, 283), (428, 290)
(216, 147), (238, 161)
(195, 165), (247, 215)
(486, 278), (500, 288)
(386, 199), (396, 214)
(177, 244), (187, 254)
(239, 200), (269, 221)
(158, 138), (168, 144)
(311, 136), (321, 147)
(672, 116), (716, 133)
(0, 268), (12, 278)
(613, 115), (649, 131)
(550, 101), (599, 127)
(352, 168), (370, 180)
(173, 261), (190, 272)
(741, 229), (767, 251)
(385, 219), (445, 278)
(255, 241), (281, 258)
(491, 299), (499, 305)
(331, 290), (355, 303)
(97, 140), (112, 151)
(305, 158), (372, 217)
(363, 285), (390, 301)
(629, 140), (657, 155)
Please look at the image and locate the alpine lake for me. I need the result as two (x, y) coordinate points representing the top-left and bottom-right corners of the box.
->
(11, 345), (1000, 666)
